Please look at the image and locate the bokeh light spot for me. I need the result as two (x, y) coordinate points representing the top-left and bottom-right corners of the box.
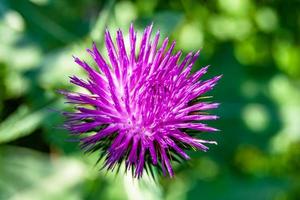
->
(209, 16), (253, 41)
(4, 10), (25, 32)
(217, 0), (252, 16)
(179, 22), (204, 51)
(255, 7), (278, 33)
(242, 104), (270, 133)
(273, 40), (300, 78)
(115, 1), (137, 28)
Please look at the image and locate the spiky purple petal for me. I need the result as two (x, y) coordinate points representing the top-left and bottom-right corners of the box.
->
(61, 24), (221, 178)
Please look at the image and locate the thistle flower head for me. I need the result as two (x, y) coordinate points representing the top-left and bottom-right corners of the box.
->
(61, 24), (221, 178)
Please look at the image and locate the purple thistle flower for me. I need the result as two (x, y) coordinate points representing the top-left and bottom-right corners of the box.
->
(60, 24), (221, 178)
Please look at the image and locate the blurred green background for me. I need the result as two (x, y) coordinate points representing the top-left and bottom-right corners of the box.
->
(0, 0), (300, 199)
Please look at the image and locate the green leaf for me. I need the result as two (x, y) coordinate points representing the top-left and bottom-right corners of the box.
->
(0, 105), (48, 143)
(0, 146), (86, 200)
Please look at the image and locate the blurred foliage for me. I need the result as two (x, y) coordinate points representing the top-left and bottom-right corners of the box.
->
(0, 0), (300, 199)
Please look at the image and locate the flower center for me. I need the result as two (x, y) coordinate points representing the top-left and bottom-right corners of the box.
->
(123, 78), (174, 138)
